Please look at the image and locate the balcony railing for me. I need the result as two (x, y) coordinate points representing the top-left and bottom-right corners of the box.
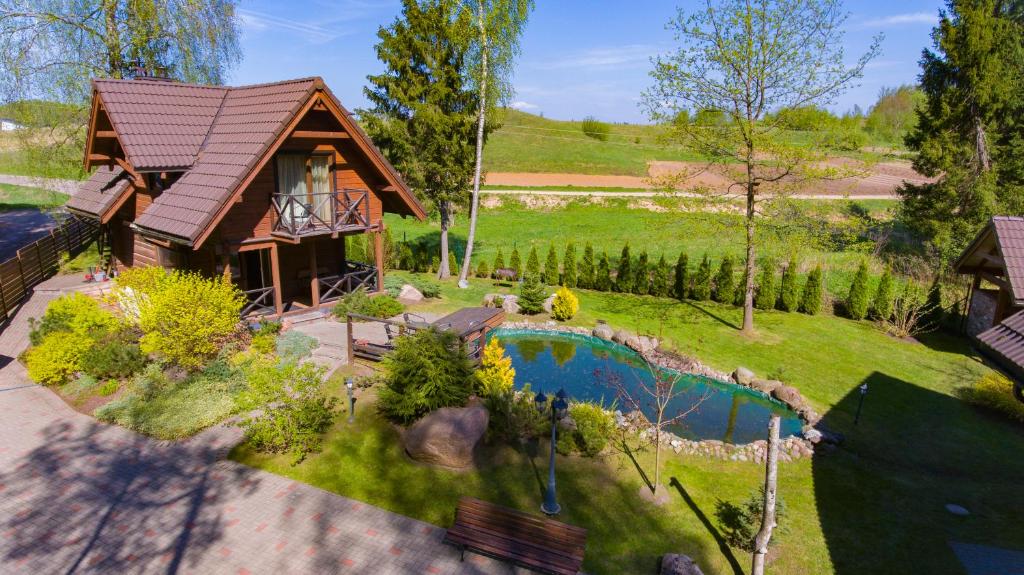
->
(242, 285), (275, 316)
(318, 261), (377, 302)
(272, 189), (371, 237)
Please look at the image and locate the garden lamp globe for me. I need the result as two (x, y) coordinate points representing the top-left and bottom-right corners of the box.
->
(553, 389), (569, 419)
(534, 390), (548, 413)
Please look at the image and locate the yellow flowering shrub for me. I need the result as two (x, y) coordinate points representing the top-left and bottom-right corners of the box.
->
(25, 331), (94, 386)
(551, 286), (579, 321)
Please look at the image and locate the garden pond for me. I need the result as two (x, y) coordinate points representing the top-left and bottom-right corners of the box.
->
(491, 328), (803, 444)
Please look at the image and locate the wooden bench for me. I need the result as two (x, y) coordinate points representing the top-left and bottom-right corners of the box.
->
(443, 497), (587, 575)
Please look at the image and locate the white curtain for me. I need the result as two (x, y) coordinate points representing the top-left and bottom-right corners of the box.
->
(277, 155), (307, 228)
(310, 156), (332, 224)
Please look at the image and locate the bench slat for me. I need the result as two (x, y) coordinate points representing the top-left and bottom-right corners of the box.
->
(454, 509), (585, 553)
(446, 523), (583, 567)
(459, 497), (587, 539)
(444, 530), (582, 575)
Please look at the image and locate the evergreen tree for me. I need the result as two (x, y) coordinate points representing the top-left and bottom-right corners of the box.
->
(926, 278), (945, 326)
(543, 244), (560, 285)
(651, 255), (671, 297)
(492, 248), (505, 275)
(713, 256), (735, 304)
(632, 250), (650, 295)
(692, 254), (712, 301)
(509, 247), (522, 279)
(595, 252), (612, 291)
(518, 271), (546, 314)
(779, 256), (800, 312)
(846, 260), (870, 320)
(615, 244), (632, 293)
(674, 251), (689, 300)
(734, 267), (749, 307)
(476, 259), (490, 278)
(800, 265), (824, 315)
(873, 267), (895, 320)
(579, 243), (595, 289)
(525, 246), (540, 277)
(563, 243), (578, 288)
(754, 258), (777, 311)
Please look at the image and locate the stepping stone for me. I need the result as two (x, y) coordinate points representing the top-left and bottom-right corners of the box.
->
(945, 504), (970, 516)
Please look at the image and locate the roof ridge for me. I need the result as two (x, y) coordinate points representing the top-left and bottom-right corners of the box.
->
(91, 76), (322, 92)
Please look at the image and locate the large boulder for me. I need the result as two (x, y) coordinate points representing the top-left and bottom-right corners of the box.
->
(399, 284), (424, 302)
(750, 378), (782, 394)
(661, 553), (704, 575)
(542, 293), (557, 313)
(612, 330), (630, 345)
(501, 295), (520, 314)
(593, 323), (614, 340)
(772, 384), (805, 409)
(732, 367), (756, 385)
(482, 293), (500, 307)
(403, 399), (489, 468)
(627, 335), (657, 355)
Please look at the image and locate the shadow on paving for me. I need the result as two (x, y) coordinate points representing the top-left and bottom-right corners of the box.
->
(0, 418), (262, 573)
(813, 371), (1024, 575)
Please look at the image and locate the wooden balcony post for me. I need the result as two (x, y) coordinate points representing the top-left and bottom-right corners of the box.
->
(309, 239), (320, 308)
(374, 226), (385, 293)
(270, 244), (284, 316)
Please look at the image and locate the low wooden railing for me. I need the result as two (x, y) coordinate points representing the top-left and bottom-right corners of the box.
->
(271, 189), (371, 237)
(241, 285), (275, 316)
(318, 262), (377, 302)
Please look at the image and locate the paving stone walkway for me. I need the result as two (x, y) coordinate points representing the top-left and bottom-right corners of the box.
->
(0, 280), (516, 574)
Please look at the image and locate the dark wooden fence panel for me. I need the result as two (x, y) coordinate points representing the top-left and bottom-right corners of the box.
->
(0, 214), (99, 323)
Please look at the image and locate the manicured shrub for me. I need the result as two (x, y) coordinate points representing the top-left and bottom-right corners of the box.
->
(377, 329), (476, 424)
(714, 256), (736, 304)
(873, 267), (895, 320)
(615, 244), (632, 293)
(579, 243), (595, 289)
(525, 246), (540, 278)
(651, 255), (671, 297)
(251, 332), (276, 354)
(566, 402), (615, 457)
(383, 228), (397, 271)
(332, 288), (403, 319)
(595, 252), (612, 291)
(404, 276), (441, 298)
(755, 258), (778, 311)
(492, 248), (505, 275)
(632, 250), (650, 295)
(448, 253), (460, 277)
(674, 251), (689, 300)
(397, 242), (415, 271)
(518, 272), (547, 314)
(551, 286), (579, 321)
(715, 489), (788, 553)
(779, 257), (800, 312)
(509, 247), (522, 279)
(958, 371), (1024, 423)
(692, 254), (712, 301)
(735, 266), (750, 307)
(543, 244), (560, 285)
(476, 259), (490, 278)
(25, 331), (94, 386)
(476, 338), (515, 397)
(846, 260), (870, 320)
(563, 243), (577, 288)
(800, 265), (824, 315)
(366, 294), (404, 319)
(81, 331), (146, 380)
(275, 330), (318, 363)
(581, 116), (610, 141)
(237, 360), (339, 464)
(254, 319), (282, 336)
(484, 385), (547, 442)
(30, 292), (120, 345)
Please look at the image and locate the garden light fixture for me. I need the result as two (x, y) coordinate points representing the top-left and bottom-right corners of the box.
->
(346, 378), (356, 424)
(535, 387), (569, 516)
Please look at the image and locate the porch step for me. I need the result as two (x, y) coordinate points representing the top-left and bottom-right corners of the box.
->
(282, 310), (329, 327)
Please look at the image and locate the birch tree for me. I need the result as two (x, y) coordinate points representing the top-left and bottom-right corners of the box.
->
(751, 415), (780, 575)
(642, 0), (880, 333)
(456, 0), (533, 286)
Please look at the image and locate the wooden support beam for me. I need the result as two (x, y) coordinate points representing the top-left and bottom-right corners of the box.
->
(270, 244), (284, 316)
(290, 130), (351, 140)
(980, 252), (1005, 268)
(981, 270), (1010, 291)
(87, 153), (112, 163)
(374, 227), (384, 293)
(95, 130), (117, 138)
(309, 240), (320, 308)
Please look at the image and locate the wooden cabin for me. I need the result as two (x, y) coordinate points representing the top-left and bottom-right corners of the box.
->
(66, 76), (426, 317)
(954, 216), (1024, 337)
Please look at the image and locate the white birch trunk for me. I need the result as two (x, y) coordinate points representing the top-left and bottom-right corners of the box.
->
(751, 415), (780, 575)
(458, 0), (488, 286)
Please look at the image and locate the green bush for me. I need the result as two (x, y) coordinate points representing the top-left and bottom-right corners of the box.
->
(800, 265), (824, 315)
(62, 373), (99, 399)
(779, 257), (800, 312)
(492, 248), (505, 275)
(755, 259), (778, 311)
(674, 251), (689, 300)
(275, 330), (318, 363)
(405, 276), (441, 298)
(254, 320), (282, 336)
(578, 243), (594, 289)
(715, 489), (787, 553)
(97, 379), (119, 397)
(873, 267), (895, 320)
(567, 402), (615, 457)
(366, 294), (404, 319)
(543, 244), (560, 285)
(25, 331), (94, 385)
(518, 272), (547, 314)
(581, 116), (610, 141)
(651, 255), (671, 297)
(632, 250), (650, 295)
(551, 286), (579, 321)
(485, 387), (547, 443)
(81, 331), (146, 380)
(476, 259), (490, 278)
(734, 267), (750, 307)
(251, 333), (277, 354)
(692, 254), (712, 301)
(477, 338), (515, 397)
(29, 292), (120, 345)
(377, 329), (476, 424)
(236, 360), (339, 464)
(714, 256), (736, 304)
(563, 243), (577, 288)
(595, 252), (612, 291)
(509, 248), (522, 279)
(846, 260), (871, 320)
(958, 372), (1024, 423)
(615, 244), (631, 293)
(332, 288), (405, 320)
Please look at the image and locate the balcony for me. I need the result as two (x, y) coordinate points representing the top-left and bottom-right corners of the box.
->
(272, 189), (371, 238)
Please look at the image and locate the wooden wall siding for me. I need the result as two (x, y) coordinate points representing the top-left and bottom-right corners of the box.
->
(273, 238), (346, 299)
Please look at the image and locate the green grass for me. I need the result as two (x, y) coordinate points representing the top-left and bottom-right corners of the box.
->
(0, 183), (67, 210)
(232, 274), (1024, 574)
(482, 184), (654, 192)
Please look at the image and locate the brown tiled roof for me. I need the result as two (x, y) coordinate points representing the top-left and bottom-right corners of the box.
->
(977, 308), (1024, 382)
(65, 165), (131, 220)
(133, 78), (319, 242)
(955, 216), (1024, 304)
(94, 79), (228, 171)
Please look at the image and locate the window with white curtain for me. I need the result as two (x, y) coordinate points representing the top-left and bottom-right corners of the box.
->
(276, 153), (333, 228)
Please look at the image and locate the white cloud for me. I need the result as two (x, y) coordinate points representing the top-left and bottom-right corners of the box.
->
(862, 12), (937, 27)
(237, 8), (352, 43)
(510, 101), (539, 110)
(531, 44), (659, 71)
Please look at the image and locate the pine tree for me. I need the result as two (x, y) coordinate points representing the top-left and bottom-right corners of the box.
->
(579, 243), (595, 289)
(873, 267), (895, 320)
(800, 266), (824, 315)
(525, 246), (540, 277)
(543, 244), (560, 285)
(651, 255), (670, 297)
(755, 258), (777, 311)
(673, 251), (689, 300)
(492, 248), (505, 276)
(596, 252), (612, 291)
(509, 247), (522, 280)
(615, 244), (632, 293)
(519, 271), (547, 314)
(476, 259), (490, 279)
(563, 243), (577, 288)
(846, 260), (870, 320)
(713, 256), (735, 304)
(692, 254), (712, 301)
(632, 250), (650, 295)
(779, 256), (800, 312)
(734, 266), (749, 307)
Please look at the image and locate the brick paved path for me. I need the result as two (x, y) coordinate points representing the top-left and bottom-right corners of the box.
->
(0, 284), (516, 574)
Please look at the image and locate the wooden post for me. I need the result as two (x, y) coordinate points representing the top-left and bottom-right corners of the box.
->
(309, 239), (320, 308)
(751, 415), (781, 575)
(270, 244), (284, 316)
(373, 226), (384, 293)
(346, 314), (354, 364)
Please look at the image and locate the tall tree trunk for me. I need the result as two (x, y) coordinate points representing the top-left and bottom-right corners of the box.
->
(459, 0), (488, 287)
(742, 159), (756, 333)
(438, 200), (451, 279)
(751, 415), (780, 575)
(103, 0), (123, 77)
(974, 115), (991, 173)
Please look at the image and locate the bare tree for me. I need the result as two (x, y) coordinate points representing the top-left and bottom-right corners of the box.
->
(752, 415), (780, 575)
(882, 283), (939, 339)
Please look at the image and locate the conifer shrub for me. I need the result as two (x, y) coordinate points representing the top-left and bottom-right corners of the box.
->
(616, 244), (632, 293)
(551, 286), (580, 321)
(543, 244), (560, 285)
(476, 259), (490, 279)
(492, 248), (505, 276)
(651, 255), (670, 297)
(579, 243), (595, 289)
(595, 252), (612, 291)
(632, 250), (650, 295)
(476, 338), (515, 397)
(518, 272), (547, 314)
(509, 247), (522, 279)
(525, 246), (540, 277)
(925, 279), (944, 326)
(82, 331), (146, 381)
(755, 259), (777, 311)
(674, 251), (689, 300)
(563, 243), (577, 288)
(800, 265), (824, 315)
(873, 267), (895, 320)
(846, 260), (871, 320)
(779, 257), (800, 312)
(714, 256), (736, 304)
(565, 402), (615, 457)
(692, 254), (712, 301)
(377, 329), (475, 424)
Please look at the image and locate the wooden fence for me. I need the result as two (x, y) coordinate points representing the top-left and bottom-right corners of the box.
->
(0, 214), (98, 323)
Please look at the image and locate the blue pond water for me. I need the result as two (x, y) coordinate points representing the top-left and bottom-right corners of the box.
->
(491, 329), (803, 444)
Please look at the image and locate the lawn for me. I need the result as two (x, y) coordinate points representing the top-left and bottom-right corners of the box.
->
(0, 182), (67, 210)
(232, 272), (1024, 575)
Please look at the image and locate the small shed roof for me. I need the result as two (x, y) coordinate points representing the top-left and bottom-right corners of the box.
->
(433, 307), (505, 338)
(976, 308), (1024, 382)
(65, 165), (132, 221)
(955, 216), (1024, 304)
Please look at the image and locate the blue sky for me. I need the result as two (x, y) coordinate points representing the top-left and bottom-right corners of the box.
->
(234, 0), (945, 123)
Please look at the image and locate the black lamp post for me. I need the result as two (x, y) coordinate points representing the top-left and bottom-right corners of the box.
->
(854, 383), (867, 425)
(535, 388), (569, 516)
(346, 378), (356, 424)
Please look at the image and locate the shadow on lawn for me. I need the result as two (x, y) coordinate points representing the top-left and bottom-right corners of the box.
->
(813, 371), (1024, 575)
